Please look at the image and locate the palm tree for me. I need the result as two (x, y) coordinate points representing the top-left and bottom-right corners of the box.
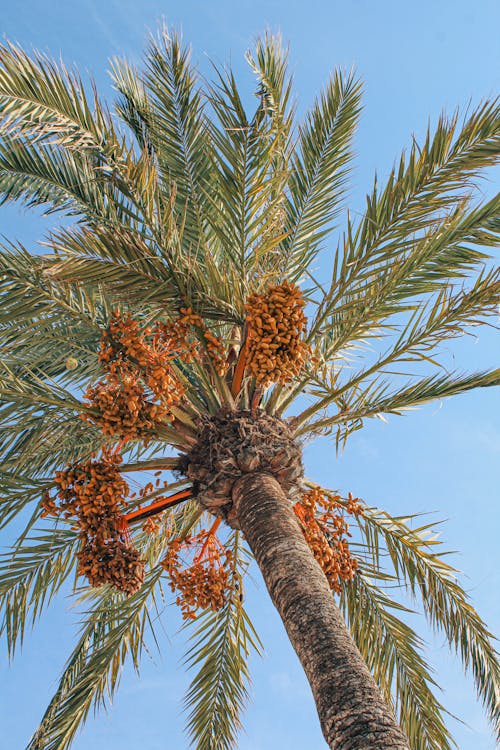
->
(0, 28), (499, 750)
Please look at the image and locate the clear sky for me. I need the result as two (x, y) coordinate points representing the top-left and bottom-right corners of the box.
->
(1, 1), (499, 749)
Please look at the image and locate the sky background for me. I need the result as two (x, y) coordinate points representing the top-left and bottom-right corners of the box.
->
(0, 1), (499, 749)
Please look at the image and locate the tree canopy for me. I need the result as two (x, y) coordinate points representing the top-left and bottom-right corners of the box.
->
(0, 29), (499, 750)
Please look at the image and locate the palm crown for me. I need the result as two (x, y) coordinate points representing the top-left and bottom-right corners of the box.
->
(0, 29), (499, 750)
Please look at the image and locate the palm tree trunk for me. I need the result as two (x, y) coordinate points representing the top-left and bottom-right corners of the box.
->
(233, 472), (410, 750)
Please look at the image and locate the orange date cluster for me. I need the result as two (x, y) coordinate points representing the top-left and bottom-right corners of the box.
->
(82, 310), (226, 439)
(294, 488), (363, 594)
(41, 450), (145, 595)
(161, 528), (233, 619)
(82, 312), (187, 440)
(244, 282), (311, 386)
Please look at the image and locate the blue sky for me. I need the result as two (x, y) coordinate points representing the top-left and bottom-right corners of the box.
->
(0, 1), (499, 749)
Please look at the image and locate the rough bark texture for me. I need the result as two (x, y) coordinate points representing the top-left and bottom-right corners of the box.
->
(233, 472), (410, 750)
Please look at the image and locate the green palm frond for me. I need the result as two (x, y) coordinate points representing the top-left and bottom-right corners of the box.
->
(243, 33), (294, 276)
(356, 506), (500, 737)
(206, 38), (295, 291)
(306, 101), (500, 346)
(27, 572), (163, 750)
(0, 474), (54, 528)
(123, 32), (245, 314)
(274, 189), (499, 422)
(0, 134), (124, 221)
(291, 258), (499, 436)
(43, 221), (239, 321)
(360, 264), (500, 371)
(0, 526), (77, 657)
(348, 99), (500, 267)
(206, 66), (266, 284)
(307, 267), (499, 418)
(0, 369), (87, 473)
(311, 193), (500, 365)
(340, 571), (453, 750)
(390, 192), (500, 300)
(0, 362), (82, 412)
(0, 242), (107, 329)
(141, 28), (214, 250)
(0, 42), (154, 228)
(0, 402), (102, 478)
(183, 532), (262, 750)
(44, 225), (183, 305)
(2, 318), (98, 387)
(297, 368), (500, 439)
(0, 42), (114, 152)
(0, 253), (101, 386)
(111, 58), (154, 153)
(27, 505), (200, 750)
(246, 31), (294, 140)
(284, 69), (362, 279)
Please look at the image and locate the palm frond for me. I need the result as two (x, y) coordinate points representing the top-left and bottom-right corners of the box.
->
(0, 242), (107, 329)
(125, 32), (242, 312)
(207, 43), (295, 294)
(307, 101), (500, 346)
(356, 506), (500, 738)
(0, 250), (101, 387)
(297, 368), (500, 439)
(1, 316), (99, 388)
(0, 474), (54, 528)
(0, 42), (113, 152)
(0, 43), (153, 224)
(27, 572), (163, 750)
(283, 69), (362, 278)
(141, 27), (214, 250)
(44, 225), (183, 304)
(311, 192), (500, 362)
(44, 224), (239, 321)
(243, 33), (295, 276)
(27, 504), (199, 750)
(183, 533), (262, 750)
(111, 58), (155, 154)
(0, 134), (128, 222)
(0, 43), (178, 234)
(291, 261), (500, 433)
(0, 526), (77, 657)
(0, 361), (82, 412)
(361, 264), (500, 371)
(340, 571), (453, 750)
(0, 369), (89, 474)
(350, 99), (500, 270)
(0, 400), (102, 478)
(246, 32), (294, 140)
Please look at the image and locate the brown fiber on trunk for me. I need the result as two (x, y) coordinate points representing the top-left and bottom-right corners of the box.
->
(233, 472), (410, 750)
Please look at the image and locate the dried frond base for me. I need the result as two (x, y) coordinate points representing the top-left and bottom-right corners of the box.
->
(179, 409), (303, 527)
